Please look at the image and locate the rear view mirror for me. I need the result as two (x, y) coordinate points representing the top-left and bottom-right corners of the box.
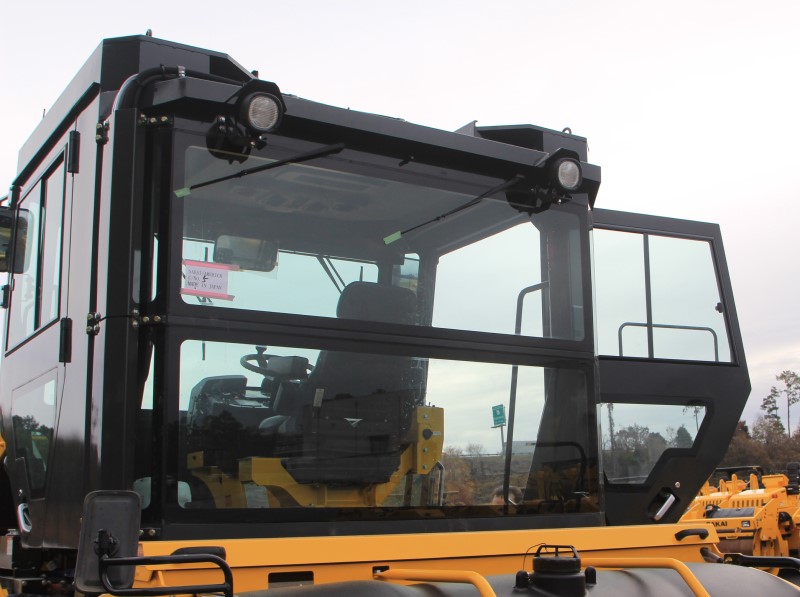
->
(0, 206), (30, 274)
(74, 490), (234, 597)
(214, 235), (278, 272)
(74, 491), (141, 595)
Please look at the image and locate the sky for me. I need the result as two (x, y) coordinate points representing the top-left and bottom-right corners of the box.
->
(2, 0), (799, 430)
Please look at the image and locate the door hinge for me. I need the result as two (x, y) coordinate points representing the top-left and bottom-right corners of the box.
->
(59, 317), (72, 363)
(86, 312), (102, 336)
(0, 284), (9, 309)
(95, 122), (109, 145)
(66, 130), (80, 174)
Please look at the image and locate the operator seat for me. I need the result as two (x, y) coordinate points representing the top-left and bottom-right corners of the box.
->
(261, 281), (418, 430)
(259, 281), (421, 483)
(307, 281), (418, 399)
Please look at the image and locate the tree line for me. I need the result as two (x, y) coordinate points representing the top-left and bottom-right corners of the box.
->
(719, 370), (800, 474)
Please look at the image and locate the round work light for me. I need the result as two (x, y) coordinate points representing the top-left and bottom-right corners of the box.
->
(240, 93), (283, 133)
(553, 158), (582, 192)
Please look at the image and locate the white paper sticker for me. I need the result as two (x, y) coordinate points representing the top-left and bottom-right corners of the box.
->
(181, 259), (238, 300)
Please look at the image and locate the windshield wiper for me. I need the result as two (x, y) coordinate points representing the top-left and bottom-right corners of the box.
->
(383, 174), (524, 245)
(174, 142), (346, 197)
(317, 255), (346, 294)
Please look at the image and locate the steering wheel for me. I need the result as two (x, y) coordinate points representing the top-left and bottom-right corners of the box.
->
(240, 352), (279, 375)
(239, 347), (314, 378)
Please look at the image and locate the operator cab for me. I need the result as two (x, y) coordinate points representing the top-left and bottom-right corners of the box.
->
(0, 36), (747, 548)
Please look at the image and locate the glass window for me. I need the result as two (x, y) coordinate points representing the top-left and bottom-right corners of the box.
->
(599, 402), (705, 484)
(593, 228), (730, 362)
(11, 372), (58, 497)
(433, 222), (546, 336)
(171, 339), (596, 517)
(175, 137), (586, 341)
(6, 161), (65, 349)
(40, 164), (65, 325)
(182, 241), (379, 315)
(649, 235), (728, 361)
(7, 183), (42, 347)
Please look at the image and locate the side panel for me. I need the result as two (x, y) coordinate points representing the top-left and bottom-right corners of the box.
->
(131, 527), (797, 595)
(93, 108), (147, 495)
(592, 208), (750, 525)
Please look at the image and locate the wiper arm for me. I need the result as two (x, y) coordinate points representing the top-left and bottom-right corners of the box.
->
(383, 174), (524, 245)
(174, 142), (346, 197)
(316, 255), (346, 294)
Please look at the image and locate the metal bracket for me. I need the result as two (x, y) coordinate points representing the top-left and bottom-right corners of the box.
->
(86, 312), (102, 336)
(129, 308), (165, 329)
(95, 122), (109, 145)
(139, 114), (173, 128)
(85, 310), (165, 334)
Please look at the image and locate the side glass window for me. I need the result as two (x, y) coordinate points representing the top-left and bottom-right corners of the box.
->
(8, 183), (43, 347)
(173, 339), (596, 516)
(593, 228), (731, 362)
(11, 372), (58, 497)
(40, 165), (65, 324)
(7, 161), (65, 349)
(431, 209), (584, 340)
(133, 350), (186, 510)
(599, 403), (705, 484)
(433, 223), (544, 336)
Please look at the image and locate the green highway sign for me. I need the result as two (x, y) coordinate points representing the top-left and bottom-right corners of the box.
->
(492, 404), (506, 427)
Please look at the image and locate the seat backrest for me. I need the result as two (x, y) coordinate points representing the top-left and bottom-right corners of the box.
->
(276, 283), (421, 484)
(335, 281), (417, 325)
(309, 282), (418, 401)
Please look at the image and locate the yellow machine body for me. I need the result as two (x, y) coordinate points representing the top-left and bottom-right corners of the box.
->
(680, 471), (800, 561)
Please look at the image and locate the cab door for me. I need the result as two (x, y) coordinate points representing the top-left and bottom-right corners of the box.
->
(2, 157), (69, 546)
(1, 109), (98, 548)
(591, 208), (749, 525)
